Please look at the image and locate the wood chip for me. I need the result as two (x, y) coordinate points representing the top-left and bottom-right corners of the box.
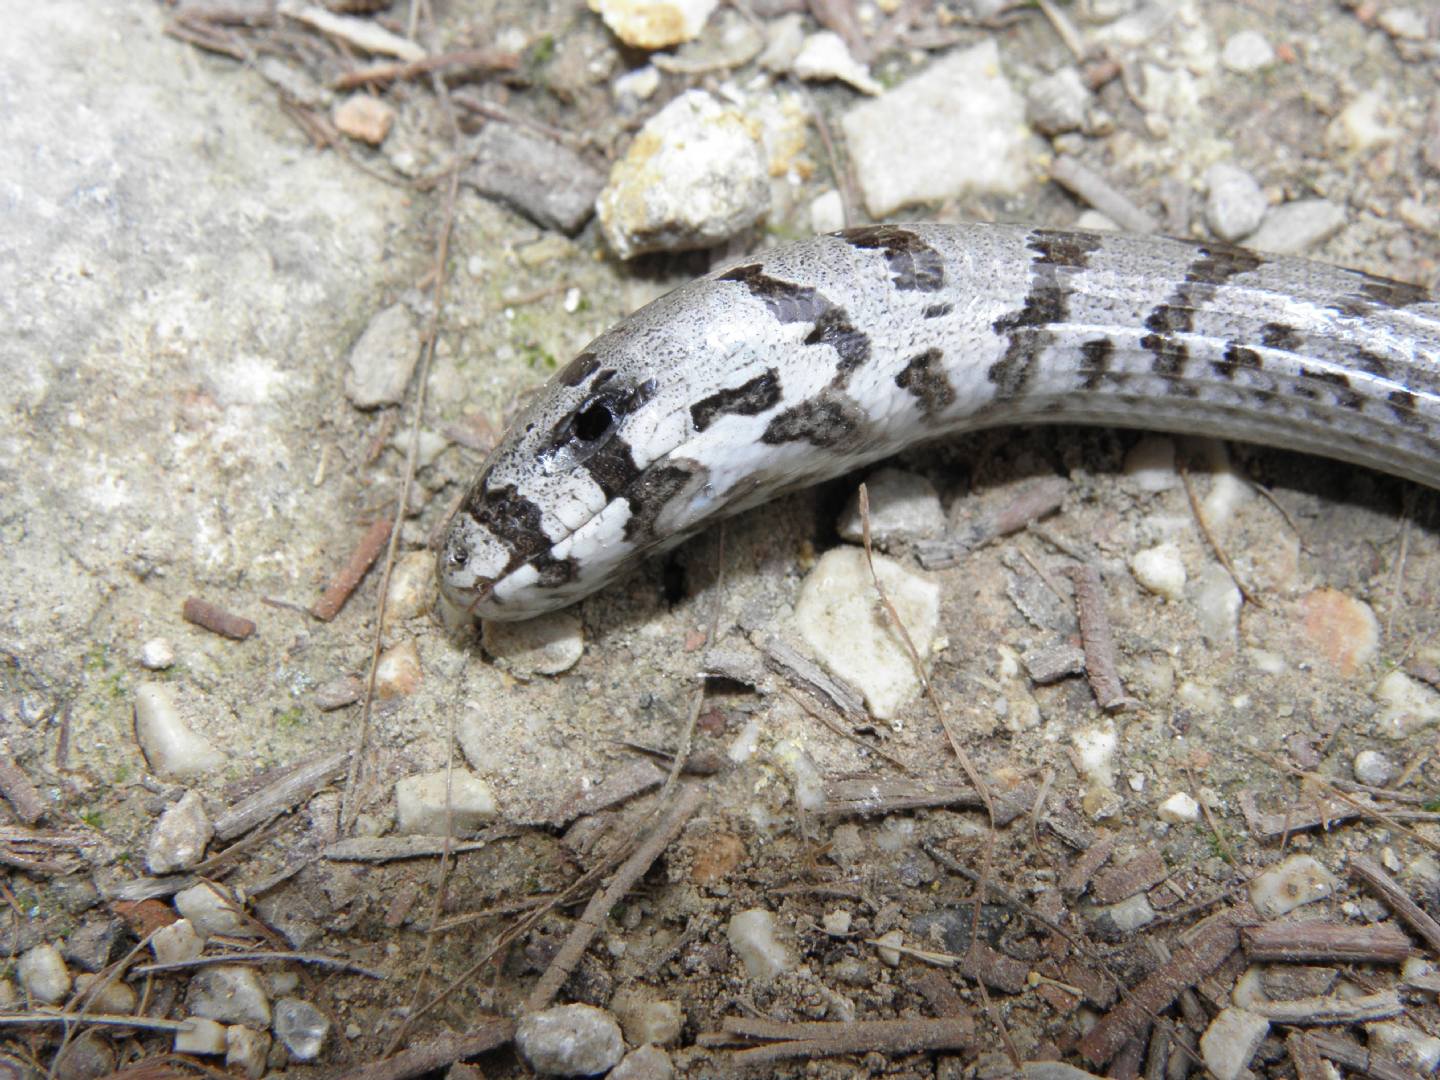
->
(1091, 849), (1168, 905)
(1077, 905), (1255, 1066)
(1063, 835), (1118, 898)
(916, 476), (1069, 568)
(311, 517), (392, 621)
(1350, 854), (1440, 955)
(1242, 920), (1412, 963)
(1068, 564), (1129, 711)
(182, 596), (257, 640)
(699, 1015), (977, 1065)
(821, 776), (1035, 826)
(1310, 1033), (1418, 1080)
(760, 635), (866, 717)
(334, 1019), (516, 1080)
(0, 746), (46, 824)
(213, 750), (350, 841)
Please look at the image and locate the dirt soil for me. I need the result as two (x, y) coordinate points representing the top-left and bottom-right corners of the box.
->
(2, 1), (1438, 1078)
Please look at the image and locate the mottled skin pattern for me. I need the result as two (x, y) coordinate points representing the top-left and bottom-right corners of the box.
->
(440, 223), (1440, 620)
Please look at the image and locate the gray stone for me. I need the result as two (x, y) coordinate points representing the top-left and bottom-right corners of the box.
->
(515, 1004), (624, 1077)
(273, 997), (330, 1062)
(52, 1030), (115, 1080)
(836, 468), (945, 547)
(1221, 30), (1275, 73)
(465, 124), (604, 235)
(146, 789), (213, 874)
(187, 966), (271, 1028)
(597, 90), (769, 259)
(133, 683), (226, 780)
(1246, 199), (1347, 255)
(343, 303), (421, 409)
(17, 943), (71, 1004)
(1027, 67), (1092, 135)
(1204, 163), (1267, 242)
(727, 909), (794, 981)
(1354, 749), (1397, 787)
(843, 40), (1030, 216)
(1200, 1007), (1269, 1080)
(609, 1044), (674, 1080)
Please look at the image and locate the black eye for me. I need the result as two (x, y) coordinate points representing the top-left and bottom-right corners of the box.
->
(574, 401), (613, 441)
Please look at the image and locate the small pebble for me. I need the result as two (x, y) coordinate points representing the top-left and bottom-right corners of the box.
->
(1220, 29), (1275, 73)
(133, 683), (227, 779)
(1374, 670), (1440, 739)
(596, 90), (769, 259)
(1157, 792), (1200, 824)
(17, 943), (71, 1005)
(226, 1025), (271, 1080)
(374, 639), (423, 697)
(822, 910), (852, 936)
(1200, 1007), (1269, 1080)
(146, 789), (213, 874)
(1088, 894), (1157, 936)
(51, 1029), (114, 1080)
(1353, 749), (1397, 787)
(187, 965), (271, 1028)
(382, 550), (438, 626)
(809, 189), (845, 234)
(274, 998), (330, 1062)
(795, 546), (940, 721)
(482, 611), (584, 676)
(1130, 543), (1186, 601)
(334, 94), (395, 145)
(1027, 66), (1092, 135)
(792, 31), (881, 95)
(1192, 565), (1242, 643)
(151, 919), (205, 964)
(174, 882), (252, 937)
(1376, 8), (1427, 40)
(314, 673), (364, 711)
(1249, 854), (1339, 918)
(1204, 163), (1267, 242)
(394, 769), (498, 835)
(1329, 91), (1402, 154)
(1246, 198), (1347, 255)
(590, 0), (718, 49)
(175, 1017), (228, 1056)
(727, 909), (794, 981)
(609, 1044), (673, 1080)
(1022, 642), (1085, 685)
(73, 972), (136, 1015)
(613, 65), (660, 106)
(139, 638), (175, 670)
(515, 1003), (624, 1077)
(612, 992), (684, 1046)
(344, 303), (421, 409)
(1300, 588), (1379, 676)
(836, 468), (945, 546)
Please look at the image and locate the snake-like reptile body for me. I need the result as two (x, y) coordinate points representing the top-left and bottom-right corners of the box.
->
(439, 223), (1440, 621)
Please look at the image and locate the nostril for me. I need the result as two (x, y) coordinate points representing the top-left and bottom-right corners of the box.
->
(447, 543), (470, 569)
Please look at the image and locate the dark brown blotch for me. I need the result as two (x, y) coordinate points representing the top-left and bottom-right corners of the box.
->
(841, 225), (945, 291)
(1077, 338), (1115, 391)
(1300, 368), (1362, 410)
(761, 394), (863, 448)
(720, 264), (831, 324)
(1029, 229), (1104, 268)
(923, 303), (952, 319)
(894, 347), (955, 417)
(1212, 343), (1262, 380)
(1260, 323), (1303, 351)
(690, 369), (783, 432)
(557, 351), (600, 387)
(806, 309), (871, 386)
(623, 463), (703, 543)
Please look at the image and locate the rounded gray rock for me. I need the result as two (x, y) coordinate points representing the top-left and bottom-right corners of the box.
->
(515, 1004), (624, 1077)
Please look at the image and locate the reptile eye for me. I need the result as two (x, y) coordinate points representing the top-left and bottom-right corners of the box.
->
(574, 400), (613, 441)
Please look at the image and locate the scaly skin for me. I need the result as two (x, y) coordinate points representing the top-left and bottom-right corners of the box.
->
(439, 223), (1440, 621)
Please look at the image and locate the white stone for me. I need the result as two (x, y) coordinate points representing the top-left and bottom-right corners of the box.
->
(1123, 436), (1178, 491)
(613, 64), (660, 105)
(1130, 543), (1186, 601)
(394, 769), (498, 836)
(74, 972), (137, 1014)
(133, 683), (226, 779)
(610, 1044), (674, 1080)
(1353, 749), (1396, 787)
(842, 40), (1030, 217)
(1375, 670), (1440, 739)
(727, 908), (793, 981)
(1247, 199), (1347, 255)
(612, 990), (684, 1046)
(146, 789), (213, 874)
(1158, 792), (1200, 824)
(1072, 721), (1117, 790)
(727, 716), (762, 763)
(374, 639), (422, 697)
(139, 637), (175, 670)
(597, 90), (768, 259)
(515, 1003), (624, 1076)
(1027, 66), (1092, 135)
(273, 997), (330, 1062)
(773, 739), (824, 811)
(1377, 8), (1427, 40)
(1329, 91), (1403, 154)
(1249, 854), (1339, 918)
(837, 469), (945, 546)
(822, 910), (852, 936)
(1090, 894), (1156, 934)
(1200, 1007), (1269, 1080)
(225, 1024), (271, 1079)
(1204, 163), (1267, 242)
(17, 943), (71, 1004)
(482, 611), (584, 676)
(588, 0), (718, 50)
(175, 1017), (228, 1056)
(1220, 30), (1275, 73)
(151, 919), (205, 964)
(792, 31), (880, 95)
(794, 546), (940, 721)
(187, 965), (270, 1028)
(174, 882), (252, 937)
(1192, 564), (1242, 643)
(382, 549), (438, 626)
(344, 303), (421, 409)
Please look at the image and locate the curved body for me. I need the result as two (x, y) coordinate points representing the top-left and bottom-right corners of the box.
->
(440, 223), (1440, 620)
